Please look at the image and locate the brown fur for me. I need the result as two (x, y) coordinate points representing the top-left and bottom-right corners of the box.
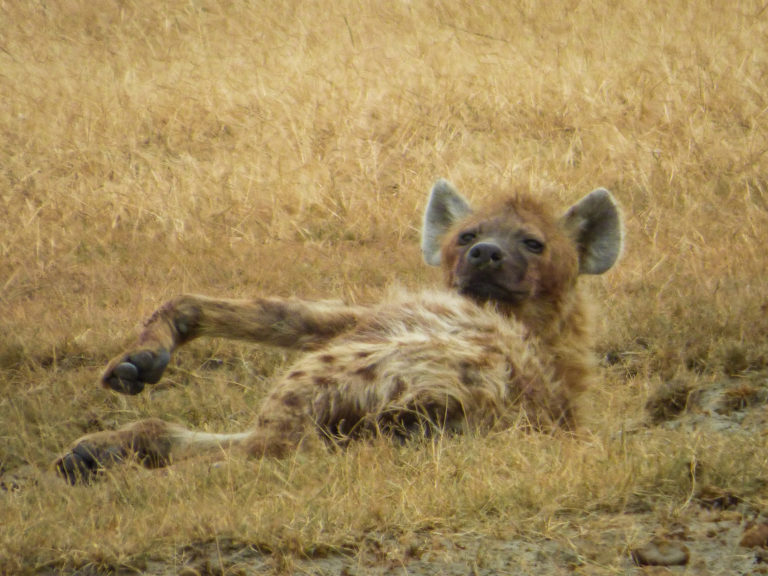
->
(54, 181), (622, 484)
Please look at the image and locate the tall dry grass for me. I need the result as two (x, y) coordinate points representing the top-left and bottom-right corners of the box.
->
(2, 0), (768, 573)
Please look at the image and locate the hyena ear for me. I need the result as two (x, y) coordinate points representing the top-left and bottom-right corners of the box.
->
(561, 188), (623, 275)
(421, 179), (473, 266)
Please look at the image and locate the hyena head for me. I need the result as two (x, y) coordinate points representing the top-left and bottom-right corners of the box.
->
(421, 180), (622, 311)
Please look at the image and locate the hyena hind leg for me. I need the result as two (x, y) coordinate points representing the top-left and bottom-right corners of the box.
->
(54, 418), (253, 484)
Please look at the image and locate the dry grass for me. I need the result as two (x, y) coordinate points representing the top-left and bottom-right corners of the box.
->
(2, 0), (768, 574)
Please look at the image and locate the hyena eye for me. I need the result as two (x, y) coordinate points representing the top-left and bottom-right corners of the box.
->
(457, 231), (477, 246)
(523, 238), (545, 254)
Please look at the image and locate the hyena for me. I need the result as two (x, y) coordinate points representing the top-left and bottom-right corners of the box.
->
(55, 180), (622, 483)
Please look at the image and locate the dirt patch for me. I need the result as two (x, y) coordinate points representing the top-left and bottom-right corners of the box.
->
(27, 507), (763, 575)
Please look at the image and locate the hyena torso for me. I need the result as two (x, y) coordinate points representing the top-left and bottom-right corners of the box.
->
(56, 180), (622, 483)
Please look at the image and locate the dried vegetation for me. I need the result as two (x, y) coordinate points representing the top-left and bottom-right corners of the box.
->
(2, 1), (768, 574)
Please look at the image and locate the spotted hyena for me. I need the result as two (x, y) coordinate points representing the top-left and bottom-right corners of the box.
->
(55, 180), (622, 483)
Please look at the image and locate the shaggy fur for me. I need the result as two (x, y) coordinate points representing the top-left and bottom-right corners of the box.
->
(55, 180), (622, 484)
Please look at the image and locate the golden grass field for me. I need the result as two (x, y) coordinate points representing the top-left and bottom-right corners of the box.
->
(3, 1), (768, 574)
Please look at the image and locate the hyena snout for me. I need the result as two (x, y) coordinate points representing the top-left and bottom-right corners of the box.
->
(465, 240), (528, 283)
(457, 238), (531, 305)
(467, 241), (505, 271)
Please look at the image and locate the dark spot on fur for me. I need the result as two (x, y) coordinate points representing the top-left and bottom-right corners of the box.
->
(425, 303), (454, 316)
(488, 345), (503, 355)
(288, 370), (306, 379)
(319, 354), (336, 364)
(276, 418), (299, 434)
(354, 363), (378, 382)
(356, 350), (372, 359)
(459, 362), (481, 387)
(281, 391), (302, 408)
(257, 415), (301, 435)
(391, 377), (407, 400)
(314, 376), (337, 387)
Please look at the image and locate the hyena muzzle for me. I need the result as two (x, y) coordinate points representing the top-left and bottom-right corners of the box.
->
(55, 180), (622, 484)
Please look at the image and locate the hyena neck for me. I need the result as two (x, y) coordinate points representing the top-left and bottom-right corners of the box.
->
(509, 287), (592, 349)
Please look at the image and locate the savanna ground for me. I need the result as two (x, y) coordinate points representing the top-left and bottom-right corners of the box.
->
(2, 1), (768, 574)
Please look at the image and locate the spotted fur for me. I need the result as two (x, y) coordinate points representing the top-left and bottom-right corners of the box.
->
(55, 180), (622, 484)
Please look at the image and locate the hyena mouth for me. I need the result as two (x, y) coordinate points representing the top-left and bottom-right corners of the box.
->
(458, 281), (529, 305)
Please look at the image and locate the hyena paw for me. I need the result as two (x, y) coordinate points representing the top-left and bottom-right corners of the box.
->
(54, 441), (127, 485)
(101, 348), (170, 395)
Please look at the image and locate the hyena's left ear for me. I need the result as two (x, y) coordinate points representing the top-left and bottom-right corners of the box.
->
(561, 188), (623, 275)
(421, 179), (473, 266)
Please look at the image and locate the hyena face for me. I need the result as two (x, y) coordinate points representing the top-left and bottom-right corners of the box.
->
(422, 180), (622, 311)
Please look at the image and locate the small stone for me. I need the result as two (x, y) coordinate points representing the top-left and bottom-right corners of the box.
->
(632, 539), (690, 566)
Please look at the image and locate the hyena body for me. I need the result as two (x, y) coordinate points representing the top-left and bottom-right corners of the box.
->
(56, 180), (622, 483)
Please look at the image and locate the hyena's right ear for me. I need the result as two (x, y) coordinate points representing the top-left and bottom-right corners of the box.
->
(421, 179), (473, 266)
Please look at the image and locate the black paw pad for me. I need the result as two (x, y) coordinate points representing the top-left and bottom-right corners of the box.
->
(104, 349), (170, 395)
(127, 349), (170, 384)
(56, 443), (126, 485)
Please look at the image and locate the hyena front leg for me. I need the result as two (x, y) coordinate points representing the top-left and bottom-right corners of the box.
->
(101, 295), (365, 395)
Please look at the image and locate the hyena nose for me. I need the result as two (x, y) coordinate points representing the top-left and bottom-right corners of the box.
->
(467, 242), (504, 270)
